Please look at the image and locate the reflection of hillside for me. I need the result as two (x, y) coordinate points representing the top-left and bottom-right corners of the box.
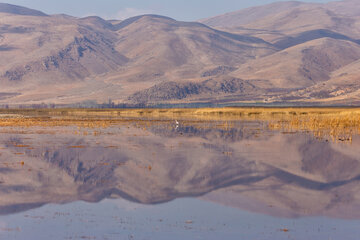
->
(148, 121), (267, 142)
(0, 122), (359, 219)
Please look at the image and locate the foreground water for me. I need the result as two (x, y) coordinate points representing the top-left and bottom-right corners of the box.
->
(0, 110), (360, 239)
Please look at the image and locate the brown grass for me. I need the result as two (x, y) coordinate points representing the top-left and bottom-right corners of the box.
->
(0, 108), (359, 142)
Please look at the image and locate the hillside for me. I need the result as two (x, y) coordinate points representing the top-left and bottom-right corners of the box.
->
(0, 3), (47, 16)
(200, 1), (360, 35)
(200, 1), (314, 28)
(231, 38), (360, 88)
(0, 6), (276, 105)
(0, 1), (360, 106)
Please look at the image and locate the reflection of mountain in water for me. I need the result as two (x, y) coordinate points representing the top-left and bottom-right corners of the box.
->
(0, 122), (360, 218)
(149, 121), (268, 142)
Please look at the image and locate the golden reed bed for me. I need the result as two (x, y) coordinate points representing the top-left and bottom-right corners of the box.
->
(0, 108), (359, 142)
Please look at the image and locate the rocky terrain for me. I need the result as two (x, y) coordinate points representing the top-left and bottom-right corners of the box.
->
(1, 1), (360, 105)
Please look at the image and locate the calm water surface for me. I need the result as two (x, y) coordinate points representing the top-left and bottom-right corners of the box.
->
(0, 118), (360, 239)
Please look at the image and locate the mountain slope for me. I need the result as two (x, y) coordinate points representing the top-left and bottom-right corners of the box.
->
(243, 6), (358, 38)
(200, 1), (314, 28)
(0, 12), (276, 104)
(130, 36), (360, 104)
(231, 38), (360, 88)
(0, 3), (47, 16)
(108, 15), (274, 90)
(200, 1), (360, 42)
(275, 59), (360, 103)
(1, 1), (360, 105)
(326, 0), (360, 17)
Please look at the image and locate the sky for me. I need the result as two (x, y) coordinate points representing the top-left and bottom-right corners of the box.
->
(3, 0), (334, 21)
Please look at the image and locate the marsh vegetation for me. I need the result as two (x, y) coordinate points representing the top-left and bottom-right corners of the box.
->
(1, 107), (359, 143)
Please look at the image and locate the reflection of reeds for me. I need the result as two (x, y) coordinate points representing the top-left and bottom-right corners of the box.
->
(0, 108), (360, 142)
(268, 114), (359, 143)
(1, 107), (359, 120)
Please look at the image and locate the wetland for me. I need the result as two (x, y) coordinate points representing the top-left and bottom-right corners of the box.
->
(0, 108), (360, 239)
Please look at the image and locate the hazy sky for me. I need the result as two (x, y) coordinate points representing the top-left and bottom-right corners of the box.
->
(4, 0), (334, 21)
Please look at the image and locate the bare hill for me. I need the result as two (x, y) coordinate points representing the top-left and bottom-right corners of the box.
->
(0, 1), (360, 105)
(0, 3), (47, 16)
(231, 38), (360, 88)
(0, 12), (275, 104)
(200, 1), (360, 42)
(200, 1), (314, 28)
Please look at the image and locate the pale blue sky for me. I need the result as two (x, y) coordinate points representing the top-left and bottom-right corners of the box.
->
(3, 0), (334, 21)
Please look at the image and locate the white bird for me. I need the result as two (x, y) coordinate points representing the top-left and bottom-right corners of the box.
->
(175, 120), (179, 125)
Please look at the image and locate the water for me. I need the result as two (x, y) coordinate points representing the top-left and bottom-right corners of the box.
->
(0, 117), (359, 239)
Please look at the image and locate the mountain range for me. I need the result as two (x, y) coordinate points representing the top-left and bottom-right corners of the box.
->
(0, 1), (360, 106)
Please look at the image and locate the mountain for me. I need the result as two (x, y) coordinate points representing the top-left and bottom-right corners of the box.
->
(200, 1), (360, 33)
(110, 15), (273, 89)
(200, 1), (315, 29)
(326, 0), (360, 17)
(0, 3), (47, 16)
(197, 0), (360, 105)
(273, 59), (360, 103)
(230, 38), (360, 89)
(0, 1), (360, 106)
(0, 5), (275, 105)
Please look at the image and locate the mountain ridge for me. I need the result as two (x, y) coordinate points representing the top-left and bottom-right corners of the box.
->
(0, 3), (47, 16)
(1, 1), (360, 106)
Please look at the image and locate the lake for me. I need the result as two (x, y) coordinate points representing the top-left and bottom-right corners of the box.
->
(0, 108), (360, 240)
